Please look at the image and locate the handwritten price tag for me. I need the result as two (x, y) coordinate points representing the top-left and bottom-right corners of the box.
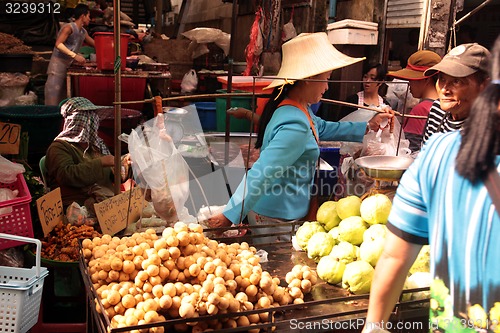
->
(36, 187), (64, 236)
(0, 121), (21, 155)
(94, 187), (147, 235)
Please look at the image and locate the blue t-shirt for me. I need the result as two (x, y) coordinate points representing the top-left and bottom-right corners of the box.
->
(223, 104), (366, 223)
(389, 131), (500, 332)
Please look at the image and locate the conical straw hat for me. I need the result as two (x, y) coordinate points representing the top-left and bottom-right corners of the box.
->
(264, 32), (365, 90)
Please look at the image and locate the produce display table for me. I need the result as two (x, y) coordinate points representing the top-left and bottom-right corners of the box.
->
(78, 222), (430, 333)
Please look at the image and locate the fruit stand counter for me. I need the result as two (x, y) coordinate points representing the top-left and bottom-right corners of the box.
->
(78, 222), (429, 333)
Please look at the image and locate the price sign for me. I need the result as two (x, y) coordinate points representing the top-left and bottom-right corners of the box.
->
(0, 121), (21, 155)
(94, 187), (147, 235)
(36, 187), (64, 236)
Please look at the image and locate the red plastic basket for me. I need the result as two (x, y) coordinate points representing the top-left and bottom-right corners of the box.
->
(0, 173), (33, 250)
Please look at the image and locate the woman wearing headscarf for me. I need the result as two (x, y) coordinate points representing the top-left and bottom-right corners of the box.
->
(46, 97), (129, 212)
(207, 33), (393, 239)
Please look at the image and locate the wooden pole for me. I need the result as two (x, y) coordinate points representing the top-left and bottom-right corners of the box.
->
(113, 0), (122, 195)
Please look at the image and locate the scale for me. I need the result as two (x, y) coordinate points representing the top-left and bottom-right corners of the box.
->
(355, 155), (414, 199)
(163, 107), (187, 144)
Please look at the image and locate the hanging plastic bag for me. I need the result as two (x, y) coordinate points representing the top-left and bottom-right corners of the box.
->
(0, 155), (25, 184)
(128, 114), (190, 224)
(282, 20), (297, 42)
(282, 6), (297, 42)
(361, 122), (411, 157)
(180, 69), (198, 93)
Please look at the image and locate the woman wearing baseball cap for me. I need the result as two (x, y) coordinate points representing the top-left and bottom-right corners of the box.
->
(388, 50), (441, 152)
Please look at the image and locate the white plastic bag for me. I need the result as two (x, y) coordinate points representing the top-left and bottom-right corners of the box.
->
(0, 188), (19, 215)
(128, 114), (190, 224)
(180, 69), (198, 93)
(0, 155), (25, 184)
(282, 20), (297, 41)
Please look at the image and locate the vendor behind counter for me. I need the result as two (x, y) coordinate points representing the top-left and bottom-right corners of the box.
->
(45, 97), (130, 215)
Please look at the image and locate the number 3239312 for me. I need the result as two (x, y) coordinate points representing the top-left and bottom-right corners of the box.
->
(4, 2), (61, 14)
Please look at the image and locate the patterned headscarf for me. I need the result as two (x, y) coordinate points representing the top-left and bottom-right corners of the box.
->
(55, 97), (111, 155)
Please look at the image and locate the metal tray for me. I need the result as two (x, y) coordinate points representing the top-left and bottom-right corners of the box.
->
(79, 222), (429, 333)
(355, 155), (415, 180)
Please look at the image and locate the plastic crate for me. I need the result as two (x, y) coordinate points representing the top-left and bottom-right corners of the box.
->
(0, 233), (49, 333)
(0, 173), (33, 250)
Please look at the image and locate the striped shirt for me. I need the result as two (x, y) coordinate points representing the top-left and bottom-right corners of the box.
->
(388, 131), (500, 332)
(422, 100), (465, 145)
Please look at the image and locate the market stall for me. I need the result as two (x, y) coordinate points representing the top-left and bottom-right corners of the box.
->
(77, 222), (430, 333)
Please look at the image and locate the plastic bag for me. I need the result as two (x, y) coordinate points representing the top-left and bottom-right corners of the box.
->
(0, 247), (24, 268)
(66, 202), (89, 226)
(180, 69), (198, 93)
(182, 28), (231, 56)
(0, 155), (25, 184)
(361, 125), (411, 157)
(14, 91), (37, 105)
(128, 114), (190, 224)
(282, 20), (297, 41)
(0, 188), (18, 215)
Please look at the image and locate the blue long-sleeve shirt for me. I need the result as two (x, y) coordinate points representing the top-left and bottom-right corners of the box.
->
(223, 104), (367, 223)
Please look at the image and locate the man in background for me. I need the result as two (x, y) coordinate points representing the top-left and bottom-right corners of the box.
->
(422, 43), (490, 144)
(44, 4), (94, 106)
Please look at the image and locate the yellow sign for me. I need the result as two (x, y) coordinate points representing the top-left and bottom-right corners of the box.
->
(94, 187), (147, 235)
(36, 188), (64, 236)
(0, 121), (21, 155)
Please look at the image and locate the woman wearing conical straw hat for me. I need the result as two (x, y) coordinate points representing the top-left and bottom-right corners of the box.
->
(207, 32), (393, 241)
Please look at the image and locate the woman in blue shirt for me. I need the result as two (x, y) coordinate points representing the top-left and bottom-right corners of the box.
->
(207, 33), (393, 238)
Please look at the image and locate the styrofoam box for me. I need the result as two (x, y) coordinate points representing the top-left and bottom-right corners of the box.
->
(327, 28), (379, 45)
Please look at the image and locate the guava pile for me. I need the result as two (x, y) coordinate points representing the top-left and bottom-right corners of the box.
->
(294, 194), (431, 297)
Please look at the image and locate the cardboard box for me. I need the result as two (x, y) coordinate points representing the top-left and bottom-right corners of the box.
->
(327, 28), (379, 45)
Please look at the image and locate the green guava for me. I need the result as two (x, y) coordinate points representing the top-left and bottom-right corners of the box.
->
(360, 194), (392, 225)
(295, 221), (325, 250)
(407, 272), (431, 300)
(336, 195), (362, 220)
(359, 238), (385, 267)
(489, 302), (500, 332)
(329, 241), (357, 265)
(468, 304), (488, 329)
(363, 224), (388, 243)
(307, 232), (335, 262)
(328, 226), (340, 244)
(338, 216), (367, 245)
(316, 255), (346, 285)
(316, 201), (341, 231)
(409, 245), (430, 274)
(342, 260), (374, 294)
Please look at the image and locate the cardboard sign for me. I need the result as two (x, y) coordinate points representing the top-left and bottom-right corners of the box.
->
(0, 121), (21, 155)
(36, 187), (64, 236)
(94, 187), (147, 235)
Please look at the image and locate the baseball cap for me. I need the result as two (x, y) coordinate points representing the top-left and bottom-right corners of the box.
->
(388, 50), (441, 80)
(424, 43), (490, 77)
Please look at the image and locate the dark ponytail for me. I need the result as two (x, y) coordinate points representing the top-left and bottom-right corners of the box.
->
(456, 36), (500, 183)
(254, 85), (291, 149)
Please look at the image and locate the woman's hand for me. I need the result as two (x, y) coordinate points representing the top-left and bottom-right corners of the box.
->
(207, 213), (233, 228)
(367, 106), (395, 133)
(100, 155), (115, 167)
(73, 54), (86, 65)
(227, 107), (252, 121)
